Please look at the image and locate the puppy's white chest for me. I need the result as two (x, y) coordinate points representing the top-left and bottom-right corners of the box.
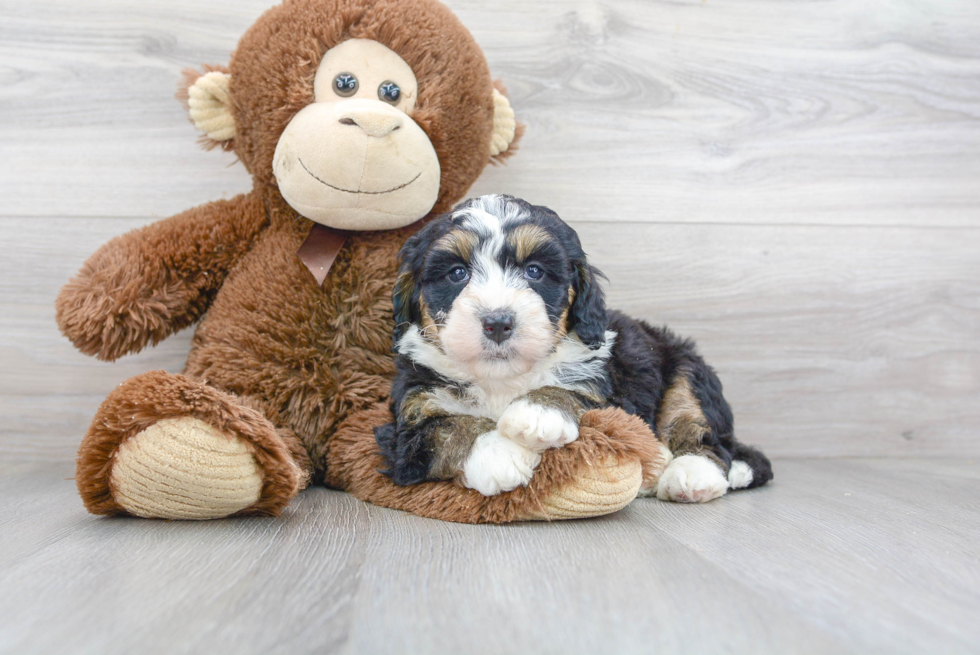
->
(430, 378), (542, 421)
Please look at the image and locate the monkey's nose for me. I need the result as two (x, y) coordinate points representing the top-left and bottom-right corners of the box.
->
(337, 109), (403, 138)
(482, 311), (515, 345)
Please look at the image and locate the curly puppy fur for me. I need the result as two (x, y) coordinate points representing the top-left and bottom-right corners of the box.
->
(376, 196), (772, 497)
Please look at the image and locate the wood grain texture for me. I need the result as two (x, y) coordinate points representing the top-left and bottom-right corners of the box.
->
(0, 217), (190, 460)
(1, 0), (979, 225)
(577, 221), (980, 457)
(0, 458), (977, 654)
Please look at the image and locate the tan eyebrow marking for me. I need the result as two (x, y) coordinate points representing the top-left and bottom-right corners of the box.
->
(508, 224), (551, 262)
(434, 229), (479, 262)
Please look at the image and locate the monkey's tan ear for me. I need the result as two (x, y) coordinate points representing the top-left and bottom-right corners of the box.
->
(490, 82), (524, 164)
(178, 67), (236, 149)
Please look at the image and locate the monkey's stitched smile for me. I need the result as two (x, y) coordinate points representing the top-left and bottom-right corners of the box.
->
(298, 158), (421, 195)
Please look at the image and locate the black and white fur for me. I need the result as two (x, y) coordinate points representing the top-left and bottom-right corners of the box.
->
(375, 195), (772, 501)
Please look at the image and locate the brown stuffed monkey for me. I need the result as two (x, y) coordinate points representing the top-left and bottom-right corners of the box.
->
(55, 0), (668, 523)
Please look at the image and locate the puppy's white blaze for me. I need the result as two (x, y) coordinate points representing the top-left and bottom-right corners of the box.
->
(452, 194), (529, 237)
(396, 326), (617, 421)
(462, 430), (541, 496)
(497, 399), (579, 452)
(727, 460), (753, 489)
(454, 206), (502, 239)
(656, 454), (729, 503)
(468, 238), (516, 288)
(483, 194), (530, 225)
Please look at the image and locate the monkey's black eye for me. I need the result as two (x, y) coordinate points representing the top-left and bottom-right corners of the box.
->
(378, 81), (401, 104)
(333, 73), (358, 97)
(524, 264), (544, 281)
(447, 266), (469, 284)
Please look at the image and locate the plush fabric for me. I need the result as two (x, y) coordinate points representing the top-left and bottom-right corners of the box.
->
(111, 417), (264, 519)
(227, 0), (505, 210)
(325, 406), (667, 523)
(75, 370), (307, 517)
(57, 0), (664, 522)
(187, 71), (236, 142)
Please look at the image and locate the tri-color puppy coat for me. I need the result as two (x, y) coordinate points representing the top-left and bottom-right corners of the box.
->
(376, 195), (773, 501)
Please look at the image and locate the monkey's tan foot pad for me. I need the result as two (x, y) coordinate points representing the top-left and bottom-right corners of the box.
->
(77, 370), (303, 518)
(109, 417), (263, 520)
(524, 455), (643, 520)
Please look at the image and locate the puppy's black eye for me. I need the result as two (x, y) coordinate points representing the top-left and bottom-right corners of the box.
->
(524, 264), (544, 281)
(378, 81), (401, 104)
(333, 73), (358, 97)
(448, 266), (469, 283)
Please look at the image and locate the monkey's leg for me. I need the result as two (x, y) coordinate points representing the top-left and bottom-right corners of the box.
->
(326, 403), (669, 523)
(77, 371), (308, 519)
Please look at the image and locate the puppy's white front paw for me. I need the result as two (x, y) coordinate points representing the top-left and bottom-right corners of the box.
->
(462, 431), (542, 496)
(656, 454), (729, 503)
(497, 400), (579, 452)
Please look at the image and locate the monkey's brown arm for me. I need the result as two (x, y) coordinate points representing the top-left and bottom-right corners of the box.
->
(55, 192), (267, 361)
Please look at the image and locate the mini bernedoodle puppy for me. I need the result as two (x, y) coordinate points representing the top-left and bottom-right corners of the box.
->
(375, 195), (773, 502)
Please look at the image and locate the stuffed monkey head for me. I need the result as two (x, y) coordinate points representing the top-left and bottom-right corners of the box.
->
(183, 0), (520, 230)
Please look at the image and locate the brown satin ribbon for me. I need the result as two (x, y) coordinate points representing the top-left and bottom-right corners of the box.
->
(297, 223), (348, 286)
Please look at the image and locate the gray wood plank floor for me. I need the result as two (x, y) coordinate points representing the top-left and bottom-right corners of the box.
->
(1, 458), (977, 655)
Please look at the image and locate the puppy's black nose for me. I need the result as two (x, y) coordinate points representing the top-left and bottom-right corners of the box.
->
(482, 311), (515, 344)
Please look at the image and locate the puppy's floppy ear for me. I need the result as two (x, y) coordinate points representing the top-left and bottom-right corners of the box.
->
(392, 232), (424, 347)
(392, 271), (417, 347)
(393, 215), (455, 347)
(569, 262), (608, 349)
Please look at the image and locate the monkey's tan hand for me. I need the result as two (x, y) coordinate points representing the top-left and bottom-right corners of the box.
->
(497, 399), (579, 453)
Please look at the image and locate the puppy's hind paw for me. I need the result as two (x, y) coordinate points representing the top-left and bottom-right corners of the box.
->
(727, 460), (754, 489)
(656, 454), (729, 503)
(497, 400), (579, 452)
(462, 430), (542, 496)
